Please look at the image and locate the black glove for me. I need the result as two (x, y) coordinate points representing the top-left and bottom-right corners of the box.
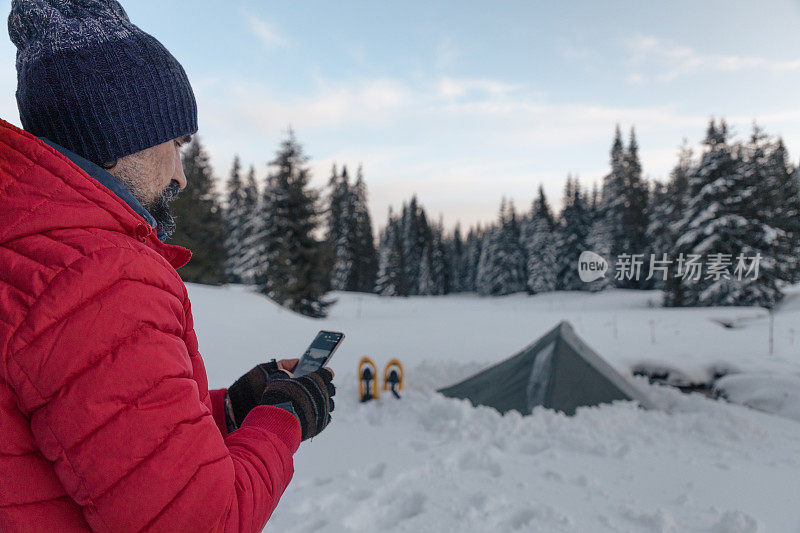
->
(226, 360), (287, 431)
(261, 368), (335, 441)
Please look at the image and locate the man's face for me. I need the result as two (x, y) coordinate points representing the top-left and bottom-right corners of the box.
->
(137, 136), (189, 204)
(108, 135), (191, 238)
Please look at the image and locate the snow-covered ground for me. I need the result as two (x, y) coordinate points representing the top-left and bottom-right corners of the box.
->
(187, 284), (800, 532)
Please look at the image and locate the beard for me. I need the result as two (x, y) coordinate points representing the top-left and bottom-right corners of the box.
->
(107, 155), (183, 241)
(145, 180), (182, 239)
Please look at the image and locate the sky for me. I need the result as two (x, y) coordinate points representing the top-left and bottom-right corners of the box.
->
(2, 0), (800, 230)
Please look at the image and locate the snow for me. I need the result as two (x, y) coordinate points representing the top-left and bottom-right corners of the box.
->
(187, 283), (800, 532)
(714, 373), (800, 423)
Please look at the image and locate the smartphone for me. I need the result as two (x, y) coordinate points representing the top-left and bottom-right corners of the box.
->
(293, 331), (345, 377)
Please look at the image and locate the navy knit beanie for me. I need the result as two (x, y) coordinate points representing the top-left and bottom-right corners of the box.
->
(8, 0), (197, 165)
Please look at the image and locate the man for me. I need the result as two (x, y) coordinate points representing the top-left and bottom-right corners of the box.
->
(0, 1), (335, 531)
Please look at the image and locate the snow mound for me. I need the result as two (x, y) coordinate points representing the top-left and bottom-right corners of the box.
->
(714, 373), (800, 423)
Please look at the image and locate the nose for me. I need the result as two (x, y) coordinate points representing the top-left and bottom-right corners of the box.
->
(173, 145), (187, 189)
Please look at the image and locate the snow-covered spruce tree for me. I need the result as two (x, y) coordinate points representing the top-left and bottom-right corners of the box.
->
(447, 223), (466, 293)
(399, 196), (431, 295)
(236, 165), (263, 284)
(588, 131), (624, 289)
(589, 182), (600, 212)
(461, 226), (483, 293)
(258, 131), (332, 317)
(231, 166), (267, 284)
(622, 128), (650, 263)
(595, 127), (626, 278)
(759, 136), (800, 283)
(375, 196), (450, 296)
(223, 156), (247, 283)
(593, 126), (649, 288)
(170, 136), (228, 284)
(740, 128), (799, 292)
(476, 199), (527, 296)
(642, 180), (671, 289)
(351, 165), (378, 292)
(585, 178), (615, 292)
(325, 164), (345, 242)
(554, 178), (592, 291)
(375, 208), (407, 296)
(667, 120), (737, 306)
(326, 164), (356, 291)
(666, 120), (788, 307)
(420, 218), (450, 295)
(475, 225), (498, 296)
(660, 144), (693, 300)
(523, 185), (558, 294)
(418, 241), (435, 295)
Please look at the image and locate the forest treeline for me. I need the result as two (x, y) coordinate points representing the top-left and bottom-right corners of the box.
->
(170, 120), (800, 317)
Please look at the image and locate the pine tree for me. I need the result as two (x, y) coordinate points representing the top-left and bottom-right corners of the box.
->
(589, 182), (600, 213)
(351, 165), (378, 292)
(258, 131), (332, 317)
(555, 178), (592, 290)
(223, 156), (247, 283)
(476, 199), (527, 296)
(327, 165), (356, 291)
(375, 196), (449, 296)
(237, 165), (262, 284)
(667, 120), (736, 306)
(448, 224), (466, 293)
(170, 136), (228, 284)
(594, 129), (626, 286)
(739, 127), (799, 296)
(418, 241), (435, 295)
(661, 144), (693, 299)
(585, 193), (615, 292)
(666, 120), (788, 308)
(461, 226), (483, 292)
(325, 164), (345, 245)
(375, 209), (407, 296)
(524, 185), (558, 293)
(762, 137), (800, 282)
(642, 180), (671, 289)
(475, 225), (499, 296)
(399, 196), (430, 294)
(623, 128), (650, 262)
(602, 126), (627, 251)
(426, 218), (451, 295)
(594, 126), (649, 288)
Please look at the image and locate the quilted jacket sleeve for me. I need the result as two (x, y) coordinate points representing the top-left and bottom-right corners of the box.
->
(209, 388), (230, 438)
(6, 245), (301, 532)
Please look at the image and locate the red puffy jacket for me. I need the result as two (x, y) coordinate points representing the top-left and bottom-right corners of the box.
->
(0, 119), (301, 532)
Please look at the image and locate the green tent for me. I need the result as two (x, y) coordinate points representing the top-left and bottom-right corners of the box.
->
(438, 321), (653, 415)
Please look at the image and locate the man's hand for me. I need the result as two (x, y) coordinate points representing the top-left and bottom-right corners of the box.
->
(226, 359), (301, 430)
(276, 358), (299, 377)
(261, 368), (336, 441)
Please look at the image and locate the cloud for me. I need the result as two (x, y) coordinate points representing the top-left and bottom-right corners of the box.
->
(194, 69), (800, 231)
(627, 35), (800, 82)
(216, 78), (412, 134)
(434, 36), (461, 71)
(242, 10), (288, 50)
(627, 73), (646, 85)
(437, 77), (525, 98)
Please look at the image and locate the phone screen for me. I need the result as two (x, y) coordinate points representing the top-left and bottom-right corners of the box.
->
(293, 331), (344, 377)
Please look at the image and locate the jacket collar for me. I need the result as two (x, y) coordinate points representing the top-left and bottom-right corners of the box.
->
(38, 137), (168, 241)
(0, 118), (191, 270)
